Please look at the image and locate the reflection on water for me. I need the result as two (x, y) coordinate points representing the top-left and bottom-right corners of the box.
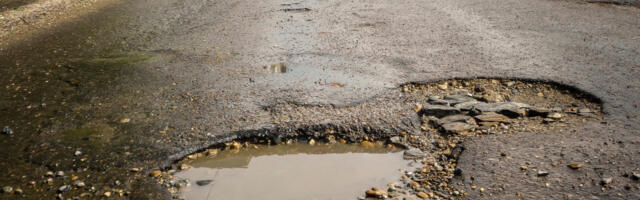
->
(175, 143), (410, 200)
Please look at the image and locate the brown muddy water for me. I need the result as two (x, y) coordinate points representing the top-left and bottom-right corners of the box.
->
(174, 143), (410, 200)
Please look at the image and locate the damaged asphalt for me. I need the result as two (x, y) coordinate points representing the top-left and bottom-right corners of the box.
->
(0, 0), (639, 199)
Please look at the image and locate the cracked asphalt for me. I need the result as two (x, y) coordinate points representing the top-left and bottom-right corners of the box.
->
(0, 0), (639, 199)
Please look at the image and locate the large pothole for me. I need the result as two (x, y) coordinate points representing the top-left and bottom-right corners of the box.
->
(154, 78), (602, 200)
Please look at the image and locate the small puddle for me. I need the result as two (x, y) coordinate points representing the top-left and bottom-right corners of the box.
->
(174, 143), (410, 200)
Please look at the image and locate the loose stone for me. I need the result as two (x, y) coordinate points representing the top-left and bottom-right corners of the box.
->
(601, 177), (613, 185)
(421, 104), (462, 118)
(73, 180), (86, 187)
(547, 113), (563, 119)
(1, 126), (13, 135)
(417, 192), (429, 199)
(2, 186), (13, 193)
(360, 141), (375, 148)
(74, 151), (83, 156)
(196, 180), (213, 186)
(404, 147), (426, 160)
(439, 122), (475, 134)
(567, 162), (583, 169)
(474, 112), (512, 123)
(56, 171), (65, 177)
(150, 170), (162, 177)
(58, 185), (70, 193)
(632, 172), (640, 181)
(537, 170), (549, 176)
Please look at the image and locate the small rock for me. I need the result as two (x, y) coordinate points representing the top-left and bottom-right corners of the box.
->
(149, 170), (162, 177)
(428, 96), (449, 106)
(119, 118), (131, 123)
(439, 122), (475, 134)
(403, 147), (426, 160)
(103, 191), (112, 197)
(13, 188), (22, 194)
(196, 180), (213, 186)
(1, 126), (13, 135)
(74, 151), (83, 156)
(547, 113), (563, 119)
(472, 102), (529, 116)
(503, 81), (516, 87)
(389, 136), (402, 144)
(480, 90), (505, 103)
(631, 172), (640, 181)
(537, 170), (549, 177)
(417, 192), (429, 199)
(474, 112), (512, 123)
(579, 108), (592, 113)
(179, 164), (191, 170)
(56, 171), (65, 177)
(444, 94), (476, 106)
(520, 165), (528, 171)
(2, 186), (13, 193)
(438, 114), (473, 124)
(601, 177), (613, 185)
(73, 181), (85, 187)
(230, 141), (242, 149)
(308, 139), (316, 145)
(421, 104), (461, 117)
(567, 162), (583, 169)
(360, 141), (374, 148)
(365, 188), (387, 198)
(413, 104), (423, 113)
(130, 168), (141, 172)
(58, 185), (70, 193)
(437, 83), (448, 90)
(537, 92), (544, 97)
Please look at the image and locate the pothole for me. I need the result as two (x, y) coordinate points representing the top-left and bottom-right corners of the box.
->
(153, 78), (602, 200)
(173, 143), (410, 200)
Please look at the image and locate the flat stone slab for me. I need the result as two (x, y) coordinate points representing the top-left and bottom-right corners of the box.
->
(474, 112), (512, 123)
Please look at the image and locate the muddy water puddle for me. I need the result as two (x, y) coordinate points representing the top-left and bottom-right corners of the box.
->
(175, 143), (410, 200)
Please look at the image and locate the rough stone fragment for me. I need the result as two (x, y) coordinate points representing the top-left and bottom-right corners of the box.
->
(1, 186), (13, 193)
(537, 170), (549, 177)
(444, 94), (477, 106)
(439, 122), (475, 134)
(420, 104), (460, 117)
(196, 180), (213, 186)
(472, 102), (529, 117)
(454, 101), (480, 110)
(428, 96), (449, 106)
(439, 115), (473, 124)
(601, 177), (613, 185)
(567, 162), (583, 169)
(58, 185), (70, 193)
(474, 112), (512, 123)
(404, 147), (426, 160)
(1, 126), (13, 135)
(547, 113), (563, 119)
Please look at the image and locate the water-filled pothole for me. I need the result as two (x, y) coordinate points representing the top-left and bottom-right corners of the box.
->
(156, 78), (602, 200)
(173, 143), (410, 200)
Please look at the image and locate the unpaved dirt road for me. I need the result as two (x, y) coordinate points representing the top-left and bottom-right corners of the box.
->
(0, 0), (639, 199)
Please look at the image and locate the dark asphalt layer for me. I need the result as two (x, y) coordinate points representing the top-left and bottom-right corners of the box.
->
(0, 0), (639, 199)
